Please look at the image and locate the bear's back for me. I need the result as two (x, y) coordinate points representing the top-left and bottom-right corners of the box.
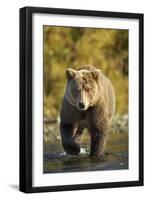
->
(99, 73), (116, 119)
(78, 65), (98, 71)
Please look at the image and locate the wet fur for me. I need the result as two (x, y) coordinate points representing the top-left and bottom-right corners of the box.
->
(60, 65), (115, 157)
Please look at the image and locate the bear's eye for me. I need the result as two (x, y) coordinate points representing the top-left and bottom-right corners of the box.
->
(85, 86), (91, 92)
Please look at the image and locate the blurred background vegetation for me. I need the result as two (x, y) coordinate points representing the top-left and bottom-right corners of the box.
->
(43, 26), (129, 173)
(43, 26), (128, 120)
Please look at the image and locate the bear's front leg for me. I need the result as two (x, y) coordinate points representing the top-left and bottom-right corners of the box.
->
(86, 107), (108, 158)
(60, 123), (80, 155)
(89, 127), (107, 158)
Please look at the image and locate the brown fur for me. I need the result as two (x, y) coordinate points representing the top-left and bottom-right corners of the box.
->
(60, 65), (115, 157)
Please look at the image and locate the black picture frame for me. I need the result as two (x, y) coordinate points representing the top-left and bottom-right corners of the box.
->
(19, 6), (144, 193)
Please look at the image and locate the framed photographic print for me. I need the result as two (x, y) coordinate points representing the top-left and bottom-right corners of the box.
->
(19, 6), (144, 193)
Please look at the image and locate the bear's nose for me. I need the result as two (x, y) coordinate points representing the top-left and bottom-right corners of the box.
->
(79, 102), (85, 110)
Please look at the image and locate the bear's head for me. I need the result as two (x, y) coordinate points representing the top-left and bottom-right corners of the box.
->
(65, 67), (101, 111)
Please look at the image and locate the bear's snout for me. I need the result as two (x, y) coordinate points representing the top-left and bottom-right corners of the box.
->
(78, 101), (85, 110)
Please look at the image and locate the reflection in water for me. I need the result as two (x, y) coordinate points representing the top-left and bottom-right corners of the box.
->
(43, 131), (128, 173)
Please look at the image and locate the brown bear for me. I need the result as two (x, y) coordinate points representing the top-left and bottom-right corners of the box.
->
(60, 65), (115, 158)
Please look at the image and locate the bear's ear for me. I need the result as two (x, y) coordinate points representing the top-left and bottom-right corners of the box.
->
(91, 69), (101, 80)
(66, 68), (77, 80)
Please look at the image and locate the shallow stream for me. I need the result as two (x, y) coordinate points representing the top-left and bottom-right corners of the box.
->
(44, 130), (128, 173)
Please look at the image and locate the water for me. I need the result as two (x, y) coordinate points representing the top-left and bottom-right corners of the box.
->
(43, 131), (128, 173)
